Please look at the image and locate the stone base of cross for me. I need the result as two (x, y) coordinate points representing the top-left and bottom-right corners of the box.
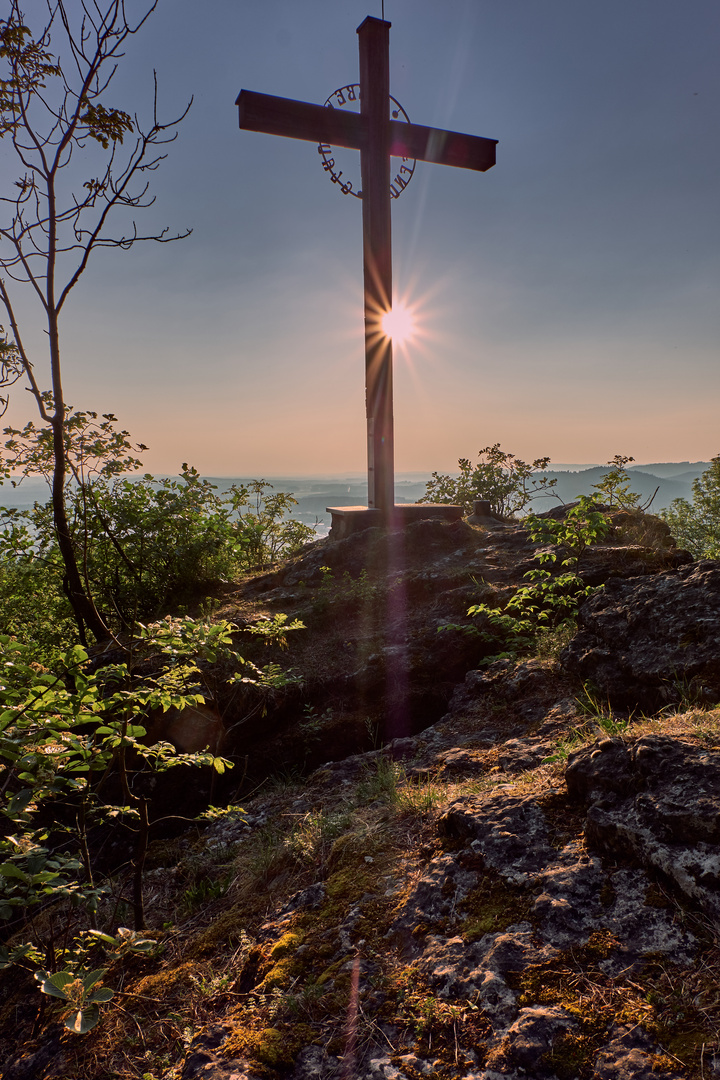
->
(324, 502), (463, 540)
(237, 16), (496, 535)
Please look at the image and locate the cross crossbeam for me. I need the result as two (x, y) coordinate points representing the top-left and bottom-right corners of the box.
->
(236, 16), (497, 518)
(236, 89), (497, 173)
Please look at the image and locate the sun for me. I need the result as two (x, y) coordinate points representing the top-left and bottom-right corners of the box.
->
(381, 304), (416, 346)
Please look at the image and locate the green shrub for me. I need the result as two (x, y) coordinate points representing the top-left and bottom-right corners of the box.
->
(311, 565), (377, 617)
(590, 455), (643, 510)
(0, 614), (300, 921)
(0, 611), (302, 1031)
(0, 550), (76, 655)
(662, 455), (720, 559)
(0, 410), (315, 641)
(466, 497), (609, 662)
(422, 443), (558, 518)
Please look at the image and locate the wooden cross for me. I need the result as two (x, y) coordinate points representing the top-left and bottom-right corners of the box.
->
(236, 16), (496, 520)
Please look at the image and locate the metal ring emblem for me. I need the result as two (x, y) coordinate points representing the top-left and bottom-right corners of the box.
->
(317, 84), (416, 200)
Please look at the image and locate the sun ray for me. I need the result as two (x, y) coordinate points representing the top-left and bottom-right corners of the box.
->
(381, 304), (416, 345)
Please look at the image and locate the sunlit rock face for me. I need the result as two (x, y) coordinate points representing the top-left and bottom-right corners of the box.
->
(174, 723), (707, 1079)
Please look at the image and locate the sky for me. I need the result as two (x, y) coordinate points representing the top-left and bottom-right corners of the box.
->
(1, 0), (719, 476)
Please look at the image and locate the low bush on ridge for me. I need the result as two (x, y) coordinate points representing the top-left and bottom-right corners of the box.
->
(0, 409), (315, 646)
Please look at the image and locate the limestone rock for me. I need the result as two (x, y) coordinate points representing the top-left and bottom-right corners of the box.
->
(563, 560), (720, 710)
(566, 735), (720, 919)
(438, 793), (556, 882)
(415, 930), (556, 1025)
(181, 1026), (259, 1080)
(591, 1026), (684, 1080)
(505, 1005), (577, 1071)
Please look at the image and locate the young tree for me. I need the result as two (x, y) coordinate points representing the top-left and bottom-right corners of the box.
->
(422, 443), (558, 518)
(0, 1), (190, 642)
(662, 455), (720, 559)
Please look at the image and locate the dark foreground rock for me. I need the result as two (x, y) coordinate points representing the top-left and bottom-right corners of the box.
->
(562, 560), (720, 711)
(216, 512), (690, 774)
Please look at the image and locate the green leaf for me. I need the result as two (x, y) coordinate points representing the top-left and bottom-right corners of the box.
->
(7, 788), (35, 813)
(81, 968), (107, 992)
(31, 870), (61, 884)
(85, 930), (117, 946)
(65, 1004), (100, 1034)
(128, 938), (155, 953)
(0, 862), (29, 882)
(36, 970), (75, 998)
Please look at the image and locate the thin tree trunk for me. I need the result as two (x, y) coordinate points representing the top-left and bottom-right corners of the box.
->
(47, 304), (109, 642)
(132, 799), (149, 932)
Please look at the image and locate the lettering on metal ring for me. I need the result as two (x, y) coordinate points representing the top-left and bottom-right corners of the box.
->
(318, 84), (416, 200)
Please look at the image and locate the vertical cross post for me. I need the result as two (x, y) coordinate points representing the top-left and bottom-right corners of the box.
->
(358, 17), (394, 517)
(236, 17), (497, 534)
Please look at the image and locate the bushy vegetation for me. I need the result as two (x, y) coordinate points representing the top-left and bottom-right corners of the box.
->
(0, 0), (316, 1046)
(0, 408), (311, 1035)
(427, 446), (658, 664)
(422, 443), (559, 518)
(0, 612), (304, 1032)
(662, 455), (720, 559)
(423, 448), (654, 520)
(0, 638), (302, 1032)
(0, 408), (314, 647)
(462, 496), (610, 663)
(0, 0), (196, 641)
(589, 454), (642, 508)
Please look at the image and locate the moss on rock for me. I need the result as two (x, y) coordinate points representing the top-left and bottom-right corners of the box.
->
(458, 868), (535, 940)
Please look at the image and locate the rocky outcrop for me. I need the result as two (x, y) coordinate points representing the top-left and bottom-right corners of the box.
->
(3, 513), (720, 1080)
(566, 735), (720, 919)
(171, 706), (717, 1080)
(562, 560), (720, 711)
(227, 512), (691, 771)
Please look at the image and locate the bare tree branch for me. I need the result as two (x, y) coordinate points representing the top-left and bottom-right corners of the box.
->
(0, 0), (192, 641)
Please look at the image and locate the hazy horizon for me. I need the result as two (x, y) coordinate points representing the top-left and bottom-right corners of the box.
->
(1, 459), (712, 530)
(2, 459), (713, 483)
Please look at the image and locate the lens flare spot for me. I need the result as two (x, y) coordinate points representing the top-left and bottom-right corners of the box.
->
(381, 305), (416, 345)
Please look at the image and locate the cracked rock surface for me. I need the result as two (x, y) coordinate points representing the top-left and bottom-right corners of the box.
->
(174, 705), (716, 1080)
(567, 735), (720, 920)
(562, 560), (720, 711)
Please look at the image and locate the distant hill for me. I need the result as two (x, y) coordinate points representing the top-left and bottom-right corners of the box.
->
(527, 467), (704, 513)
(627, 461), (711, 481)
